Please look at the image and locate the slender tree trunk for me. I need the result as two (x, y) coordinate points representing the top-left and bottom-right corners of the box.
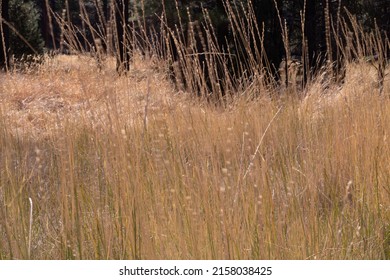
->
(303, 0), (317, 84)
(0, 0), (9, 70)
(115, 0), (130, 73)
(102, 0), (109, 20)
(41, 0), (49, 48)
(41, 0), (57, 50)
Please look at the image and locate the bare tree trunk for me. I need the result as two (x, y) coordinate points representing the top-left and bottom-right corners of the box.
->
(41, 0), (57, 50)
(0, 0), (9, 70)
(115, 0), (130, 73)
(303, 0), (317, 84)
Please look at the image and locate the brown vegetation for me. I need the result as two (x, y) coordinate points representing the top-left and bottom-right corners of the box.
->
(0, 52), (389, 259)
(0, 1), (389, 260)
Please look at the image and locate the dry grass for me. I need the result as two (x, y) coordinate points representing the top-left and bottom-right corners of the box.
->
(0, 53), (389, 260)
(0, 54), (178, 139)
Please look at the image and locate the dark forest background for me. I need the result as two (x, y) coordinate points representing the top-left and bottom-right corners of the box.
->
(0, 1), (388, 90)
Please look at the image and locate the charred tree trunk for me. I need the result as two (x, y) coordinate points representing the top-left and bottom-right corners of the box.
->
(323, 0), (345, 84)
(115, 0), (130, 73)
(0, 0), (9, 70)
(303, 0), (318, 84)
(41, 0), (56, 50)
(303, 0), (346, 85)
(252, 0), (285, 81)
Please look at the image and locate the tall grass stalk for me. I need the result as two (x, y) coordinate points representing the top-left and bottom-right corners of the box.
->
(28, 197), (33, 259)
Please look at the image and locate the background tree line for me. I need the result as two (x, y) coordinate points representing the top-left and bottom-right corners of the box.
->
(0, 1), (388, 85)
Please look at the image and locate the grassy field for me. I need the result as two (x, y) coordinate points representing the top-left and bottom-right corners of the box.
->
(0, 54), (389, 259)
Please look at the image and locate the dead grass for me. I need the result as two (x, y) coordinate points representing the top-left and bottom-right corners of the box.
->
(0, 54), (180, 139)
(0, 54), (389, 260)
